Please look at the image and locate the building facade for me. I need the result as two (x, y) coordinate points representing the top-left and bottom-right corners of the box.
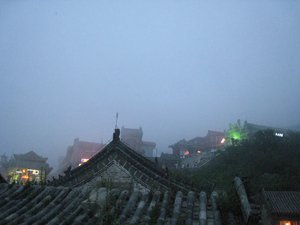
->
(169, 130), (225, 157)
(7, 151), (52, 184)
(60, 138), (105, 171)
(226, 120), (293, 144)
(121, 126), (156, 157)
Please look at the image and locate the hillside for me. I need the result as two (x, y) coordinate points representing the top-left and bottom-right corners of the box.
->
(288, 124), (300, 132)
(173, 129), (300, 193)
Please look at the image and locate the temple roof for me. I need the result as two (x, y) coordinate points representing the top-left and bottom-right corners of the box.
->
(50, 130), (192, 193)
(263, 190), (300, 218)
(14, 151), (48, 162)
(0, 183), (222, 224)
(0, 130), (229, 224)
(169, 130), (225, 151)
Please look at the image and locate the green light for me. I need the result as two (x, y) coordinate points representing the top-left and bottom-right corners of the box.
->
(230, 131), (242, 140)
(226, 120), (248, 145)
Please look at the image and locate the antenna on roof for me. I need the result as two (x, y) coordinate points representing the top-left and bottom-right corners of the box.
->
(113, 113), (120, 142)
(115, 112), (119, 129)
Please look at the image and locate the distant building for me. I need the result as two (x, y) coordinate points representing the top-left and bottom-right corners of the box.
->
(169, 130), (225, 157)
(227, 120), (294, 144)
(142, 141), (157, 157)
(7, 151), (52, 184)
(160, 153), (180, 169)
(244, 121), (289, 138)
(121, 127), (143, 154)
(60, 138), (105, 170)
(261, 190), (300, 225)
(121, 126), (156, 157)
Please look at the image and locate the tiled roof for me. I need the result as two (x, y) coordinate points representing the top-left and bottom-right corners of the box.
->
(50, 138), (192, 193)
(14, 151), (47, 162)
(0, 183), (222, 224)
(0, 131), (223, 224)
(170, 130), (225, 152)
(263, 191), (300, 217)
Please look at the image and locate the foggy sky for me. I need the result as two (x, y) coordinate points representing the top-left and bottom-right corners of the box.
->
(1, 0), (300, 169)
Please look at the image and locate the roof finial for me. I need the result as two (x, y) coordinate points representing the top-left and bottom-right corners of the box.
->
(115, 112), (119, 129)
(113, 128), (120, 142)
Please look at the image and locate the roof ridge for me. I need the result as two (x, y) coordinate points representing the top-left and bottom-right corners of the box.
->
(50, 139), (193, 193)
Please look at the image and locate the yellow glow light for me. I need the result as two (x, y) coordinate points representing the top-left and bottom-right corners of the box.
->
(81, 158), (89, 163)
(280, 221), (291, 225)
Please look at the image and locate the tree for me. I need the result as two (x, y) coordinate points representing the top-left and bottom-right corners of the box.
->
(226, 119), (248, 145)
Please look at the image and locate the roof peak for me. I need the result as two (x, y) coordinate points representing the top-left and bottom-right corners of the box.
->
(113, 128), (120, 142)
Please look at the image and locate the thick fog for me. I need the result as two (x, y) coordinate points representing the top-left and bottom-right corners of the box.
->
(0, 0), (300, 169)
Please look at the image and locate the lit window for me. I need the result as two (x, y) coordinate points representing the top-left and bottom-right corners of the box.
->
(275, 132), (284, 137)
(27, 169), (40, 175)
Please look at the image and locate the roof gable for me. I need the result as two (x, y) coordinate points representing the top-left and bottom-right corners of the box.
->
(51, 130), (191, 193)
(14, 151), (47, 162)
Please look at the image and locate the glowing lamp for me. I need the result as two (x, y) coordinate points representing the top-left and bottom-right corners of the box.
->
(81, 158), (89, 163)
(280, 221), (291, 225)
(221, 138), (226, 144)
(184, 150), (190, 156)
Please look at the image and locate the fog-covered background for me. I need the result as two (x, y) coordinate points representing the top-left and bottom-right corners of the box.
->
(1, 0), (300, 169)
